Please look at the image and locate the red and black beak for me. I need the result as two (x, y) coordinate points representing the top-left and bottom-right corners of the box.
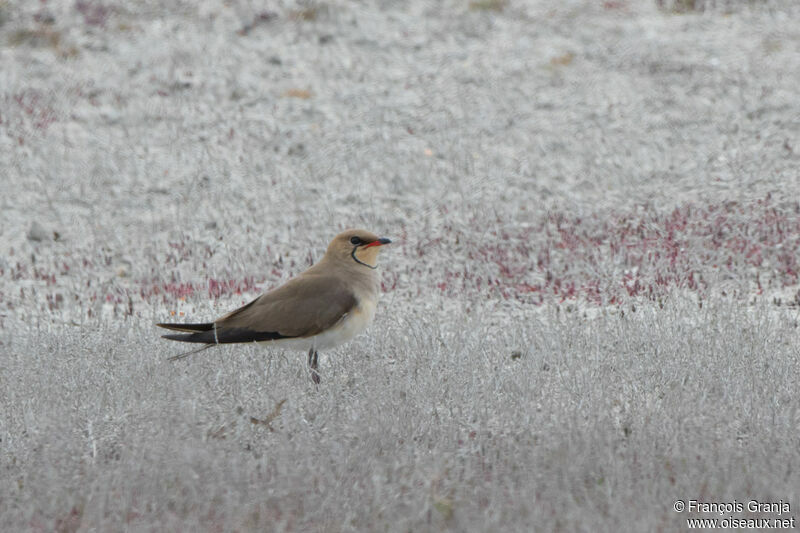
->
(365, 237), (392, 248)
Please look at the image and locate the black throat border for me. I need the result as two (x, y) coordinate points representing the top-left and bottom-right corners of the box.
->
(351, 245), (378, 269)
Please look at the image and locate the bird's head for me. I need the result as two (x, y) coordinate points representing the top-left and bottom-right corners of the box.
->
(326, 229), (391, 269)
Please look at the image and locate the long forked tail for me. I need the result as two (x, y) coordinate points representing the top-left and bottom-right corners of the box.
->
(156, 323), (218, 361)
(156, 321), (291, 361)
(156, 322), (220, 345)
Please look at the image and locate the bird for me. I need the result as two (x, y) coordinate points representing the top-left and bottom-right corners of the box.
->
(156, 229), (391, 383)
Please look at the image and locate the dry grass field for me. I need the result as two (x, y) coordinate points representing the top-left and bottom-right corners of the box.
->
(2, 0), (800, 531)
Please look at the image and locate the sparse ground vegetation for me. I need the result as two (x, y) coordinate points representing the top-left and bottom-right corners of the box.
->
(2, 0), (799, 531)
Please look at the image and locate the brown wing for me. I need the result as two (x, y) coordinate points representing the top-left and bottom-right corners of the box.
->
(214, 274), (357, 340)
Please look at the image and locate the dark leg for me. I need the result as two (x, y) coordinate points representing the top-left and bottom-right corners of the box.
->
(308, 348), (320, 384)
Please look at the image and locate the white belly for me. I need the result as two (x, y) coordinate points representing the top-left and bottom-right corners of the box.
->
(259, 297), (377, 352)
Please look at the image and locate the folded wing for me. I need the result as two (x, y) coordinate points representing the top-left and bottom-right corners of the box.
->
(157, 274), (357, 344)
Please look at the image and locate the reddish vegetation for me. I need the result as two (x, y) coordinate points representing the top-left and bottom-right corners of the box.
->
(136, 277), (263, 303)
(422, 196), (800, 305)
(3, 197), (799, 317)
(75, 0), (110, 27)
(8, 90), (57, 133)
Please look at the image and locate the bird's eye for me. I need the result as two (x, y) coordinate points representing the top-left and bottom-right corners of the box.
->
(350, 236), (362, 245)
